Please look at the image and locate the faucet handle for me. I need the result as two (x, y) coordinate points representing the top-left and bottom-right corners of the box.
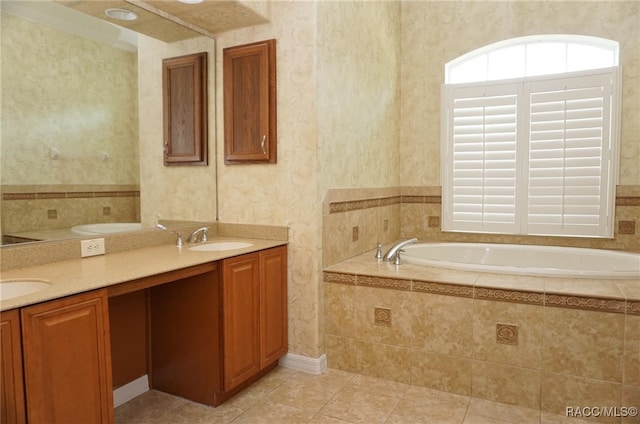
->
(394, 250), (402, 265)
(157, 224), (184, 247)
(375, 242), (383, 259)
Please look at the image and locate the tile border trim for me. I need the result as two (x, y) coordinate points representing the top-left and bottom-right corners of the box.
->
(324, 272), (634, 314)
(328, 192), (640, 213)
(3, 190), (140, 200)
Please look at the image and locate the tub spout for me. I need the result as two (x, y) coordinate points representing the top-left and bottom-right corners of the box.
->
(383, 238), (418, 262)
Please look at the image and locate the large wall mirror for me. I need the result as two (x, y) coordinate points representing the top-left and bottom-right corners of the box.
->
(0, 1), (145, 245)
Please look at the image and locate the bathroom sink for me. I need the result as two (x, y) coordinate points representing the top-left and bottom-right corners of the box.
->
(1, 280), (50, 300)
(188, 241), (254, 252)
(71, 222), (142, 235)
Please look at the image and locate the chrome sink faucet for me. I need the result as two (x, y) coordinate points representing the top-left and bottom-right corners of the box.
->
(382, 238), (418, 263)
(188, 227), (208, 244)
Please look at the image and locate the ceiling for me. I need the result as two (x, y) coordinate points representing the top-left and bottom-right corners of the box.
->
(54, 0), (270, 42)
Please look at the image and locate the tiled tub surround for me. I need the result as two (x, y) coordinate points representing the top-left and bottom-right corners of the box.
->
(323, 253), (640, 423)
(323, 185), (640, 268)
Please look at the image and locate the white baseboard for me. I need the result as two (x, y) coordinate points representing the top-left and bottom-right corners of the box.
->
(278, 353), (327, 374)
(113, 375), (149, 408)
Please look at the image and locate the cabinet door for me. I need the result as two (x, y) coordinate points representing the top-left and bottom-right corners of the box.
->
(1, 309), (26, 424)
(21, 290), (113, 424)
(260, 246), (288, 367)
(163, 52), (208, 166)
(223, 39), (276, 164)
(222, 253), (261, 390)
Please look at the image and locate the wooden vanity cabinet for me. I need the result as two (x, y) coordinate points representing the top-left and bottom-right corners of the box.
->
(221, 245), (287, 391)
(0, 309), (26, 424)
(223, 39), (277, 164)
(21, 289), (113, 424)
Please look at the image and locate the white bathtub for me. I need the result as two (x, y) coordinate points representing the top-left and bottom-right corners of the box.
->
(400, 243), (640, 279)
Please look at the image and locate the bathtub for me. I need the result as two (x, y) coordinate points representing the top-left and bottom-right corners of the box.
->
(400, 243), (640, 279)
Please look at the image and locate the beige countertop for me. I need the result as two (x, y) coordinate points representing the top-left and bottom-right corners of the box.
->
(1, 237), (287, 311)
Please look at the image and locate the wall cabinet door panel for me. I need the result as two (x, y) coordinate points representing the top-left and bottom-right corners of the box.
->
(163, 52), (208, 166)
(21, 290), (113, 424)
(223, 39), (276, 164)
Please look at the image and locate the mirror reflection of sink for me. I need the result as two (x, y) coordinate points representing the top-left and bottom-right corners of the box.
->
(188, 242), (254, 252)
(71, 223), (142, 235)
(1, 280), (50, 300)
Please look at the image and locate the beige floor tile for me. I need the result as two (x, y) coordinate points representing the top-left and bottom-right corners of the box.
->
(540, 411), (597, 424)
(267, 369), (354, 412)
(114, 390), (190, 424)
(463, 414), (512, 424)
(387, 398), (467, 423)
(232, 400), (315, 424)
(318, 375), (407, 424)
(308, 414), (356, 424)
(467, 398), (540, 424)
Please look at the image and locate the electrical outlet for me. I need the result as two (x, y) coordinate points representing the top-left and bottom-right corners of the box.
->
(81, 238), (105, 258)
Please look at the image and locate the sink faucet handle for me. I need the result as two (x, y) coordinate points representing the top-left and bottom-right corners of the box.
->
(156, 224), (184, 247)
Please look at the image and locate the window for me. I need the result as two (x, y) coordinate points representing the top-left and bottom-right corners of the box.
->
(441, 35), (621, 238)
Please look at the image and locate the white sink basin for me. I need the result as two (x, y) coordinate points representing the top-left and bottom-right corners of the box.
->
(189, 242), (254, 252)
(71, 223), (142, 235)
(1, 280), (50, 300)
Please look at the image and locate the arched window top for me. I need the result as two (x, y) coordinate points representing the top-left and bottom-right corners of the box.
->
(445, 34), (619, 84)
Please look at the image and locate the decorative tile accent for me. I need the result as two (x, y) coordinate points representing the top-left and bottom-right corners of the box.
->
(3, 190), (140, 200)
(428, 216), (440, 228)
(412, 280), (474, 298)
(496, 324), (518, 345)
(328, 196), (401, 213)
(374, 307), (392, 326)
(616, 197), (640, 206)
(357, 275), (411, 291)
(47, 209), (57, 219)
(627, 301), (640, 316)
(323, 271), (357, 285)
(618, 220), (636, 235)
(352, 226), (359, 241)
(475, 287), (544, 306)
(545, 294), (627, 314)
(401, 195), (442, 204)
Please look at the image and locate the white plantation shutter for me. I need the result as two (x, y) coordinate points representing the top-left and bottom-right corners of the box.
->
(442, 68), (620, 237)
(443, 83), (521, 233)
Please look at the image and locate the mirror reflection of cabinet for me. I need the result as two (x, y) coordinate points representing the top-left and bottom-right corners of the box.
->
(223, 39), (277, 164)
(163, 52), (208, 166)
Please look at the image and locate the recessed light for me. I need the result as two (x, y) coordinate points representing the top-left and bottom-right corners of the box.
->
(104, 8), (138, 21)
(178, 0), (205, 4)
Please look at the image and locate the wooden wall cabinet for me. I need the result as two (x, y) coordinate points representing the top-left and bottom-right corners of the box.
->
(0, 309), (26, 424)
(221, 246), (287, 391)
(163, 52), (208, 166)
(223, 39), (277, 164)
(21, 289), (113, 424)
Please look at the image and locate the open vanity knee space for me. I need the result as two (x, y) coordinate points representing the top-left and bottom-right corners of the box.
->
(1, 239), (288, 424)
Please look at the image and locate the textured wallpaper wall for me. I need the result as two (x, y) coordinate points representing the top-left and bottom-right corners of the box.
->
(400, 1), (640, 187)
(0, 12), (139, 186)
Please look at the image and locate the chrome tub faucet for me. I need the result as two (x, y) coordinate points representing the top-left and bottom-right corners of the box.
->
(382, 238), (418, 263)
